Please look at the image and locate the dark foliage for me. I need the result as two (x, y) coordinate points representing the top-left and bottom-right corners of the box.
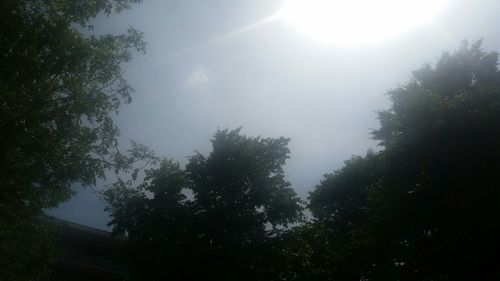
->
(106, 41), (500, 281)
(105, 129), (303, 281)
(0, 1), (145, 280)
(5, 5), (498, 279)
(309, 41), (500, 280)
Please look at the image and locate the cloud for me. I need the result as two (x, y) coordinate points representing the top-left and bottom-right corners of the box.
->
(182, 65), (212, 90)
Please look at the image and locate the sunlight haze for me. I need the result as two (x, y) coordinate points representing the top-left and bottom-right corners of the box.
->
(282, 0), (448, 46)
(47, 0), (500, 229)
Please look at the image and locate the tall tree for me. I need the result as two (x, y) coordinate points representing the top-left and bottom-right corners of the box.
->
(310, 41), (500, 280)
(105, 129), (303, 281)
(187, 129), (303, 280)
(0, 1), (145, 279)
(372, 40), (500, 281)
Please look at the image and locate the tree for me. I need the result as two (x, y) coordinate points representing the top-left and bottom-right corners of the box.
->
(105, 129), (303, 281)
(0, 217), (60, 281)
(374, 40), (500, 281)
(308, 152), (388, 281)
(309, 41), (500, 280)
(105, 159), (193, 280)
(187, 129), (303, 280)
(0, 0), (145, 279)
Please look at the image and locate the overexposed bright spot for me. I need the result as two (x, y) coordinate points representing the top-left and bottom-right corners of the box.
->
(281, 0), (448, 46)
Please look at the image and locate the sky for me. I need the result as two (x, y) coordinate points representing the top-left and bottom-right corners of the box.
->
(48, 0), (500, 230)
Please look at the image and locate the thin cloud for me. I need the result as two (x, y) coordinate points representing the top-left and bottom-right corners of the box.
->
(182, 65), (212, 90)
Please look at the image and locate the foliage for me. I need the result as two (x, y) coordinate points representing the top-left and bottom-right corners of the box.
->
(309, 40), (500, 280)
(106, 159), (192, 280)
(0, 0), (146, 279)
(308, 152), (387, 280)
(105, 129), (303, 281)
(105, 41), (500, 280)
(0, 217), (60, 281)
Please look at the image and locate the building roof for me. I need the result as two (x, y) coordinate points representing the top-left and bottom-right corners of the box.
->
(42, 215), (128, 281)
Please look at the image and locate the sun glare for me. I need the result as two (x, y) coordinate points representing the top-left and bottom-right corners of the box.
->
(281, 0), (448, 46)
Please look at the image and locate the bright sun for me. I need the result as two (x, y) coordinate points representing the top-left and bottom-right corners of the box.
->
(281, 0), (448, 46)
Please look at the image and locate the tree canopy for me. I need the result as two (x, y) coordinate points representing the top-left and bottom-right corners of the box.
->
(104, 41), (500, 281)
(105, 129), (303, 281)
(0, 1), (145, 279)
(309, 41), (500, 280)
(3, 3), (499, 278)
(0, 0), (145, 220)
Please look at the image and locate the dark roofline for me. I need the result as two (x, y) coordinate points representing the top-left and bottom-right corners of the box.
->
(40, 214), (121, 239)
(41, 214), (129, 278)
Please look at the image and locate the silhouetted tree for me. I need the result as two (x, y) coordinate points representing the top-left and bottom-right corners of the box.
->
(308, 152), (387, 280)
(309, 41), (500, 280)
(254, 224), (339, 281)
(105, 129), (303, 281)
(0, 1), (145, 279)
(105, 159), (193, 280)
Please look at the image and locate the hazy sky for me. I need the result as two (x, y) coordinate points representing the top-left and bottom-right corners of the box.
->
(48, 0), (500, 229)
